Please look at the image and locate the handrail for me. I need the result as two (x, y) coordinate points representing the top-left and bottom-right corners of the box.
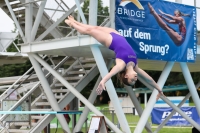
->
(0, 56), (70, 121)
(0, 55), (48, 101)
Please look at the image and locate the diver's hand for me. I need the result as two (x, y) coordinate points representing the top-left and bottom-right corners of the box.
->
(96, 81), (106, 95)
(156, 91), (164, 100)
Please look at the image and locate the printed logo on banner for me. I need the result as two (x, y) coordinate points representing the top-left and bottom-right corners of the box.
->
(115, 0), (197, 62)
(119, 0), (144, 10)
(151, 107), (200, 126)
(162, 111), (192, 121)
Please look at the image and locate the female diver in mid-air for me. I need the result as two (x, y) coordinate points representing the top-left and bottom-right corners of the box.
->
(65, 15), (163, 99)
(148, 3), (190, 46)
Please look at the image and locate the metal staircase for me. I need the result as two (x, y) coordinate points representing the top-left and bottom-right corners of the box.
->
(0, 0), (64, 39)
(0, 0), (109, 132)
(0, 56), (98, 133)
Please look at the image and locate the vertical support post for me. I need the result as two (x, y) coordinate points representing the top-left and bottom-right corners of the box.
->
(31, 0), (47, 41)
(180, 63), (200, 115)
(71, 98), (78, 129)
(4, 0), (26, 42)
(144, 92), (147, 107)
(76, 13), (81, 36)
(74, 0), (87, 24)
(124, 86), (152, 133)
(88, 0), (97, 25)
(46, 124), (50, 133)
(89, 0), (130, 132)
(112, 110), (114, 123)
(90, 46), (131, 133)
(110, 0), (115, 29)
(28, 54), (71, 133)
(25, 0), (33, 43)
(134, 62), (174, 133)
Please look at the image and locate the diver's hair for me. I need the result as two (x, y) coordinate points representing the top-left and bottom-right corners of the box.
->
(175, 10), (190, 17)
(117, 69), (131, 86)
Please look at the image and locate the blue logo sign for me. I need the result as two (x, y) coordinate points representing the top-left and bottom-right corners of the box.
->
(151, 107), (200, 126)
(115, 0), (197, 62)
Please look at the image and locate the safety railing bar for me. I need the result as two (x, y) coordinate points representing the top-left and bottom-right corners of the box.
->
(0, 56), (70, 121)
(0, 55), (48, 100)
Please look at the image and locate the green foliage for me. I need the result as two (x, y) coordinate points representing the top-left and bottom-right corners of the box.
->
(6, 44), (18, 52)
(0, 23), (32, 78)
(6, 37), (21, 52)
(59, 0), (109, 35)
(81, 0), (109, 25)
(0, 61), (32, 77)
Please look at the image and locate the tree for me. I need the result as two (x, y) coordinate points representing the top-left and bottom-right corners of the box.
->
(59, 0), (109, 36)
(0, 23), (32, 78)
(81, 0), (109, 25)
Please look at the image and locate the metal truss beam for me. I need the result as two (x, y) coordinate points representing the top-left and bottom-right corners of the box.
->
(0, 56), (69, 122)
(30, 53), (123, 133)
(134, 61), (200, 133)
(125, 86), (152, 133)
(75, 0), (87, 24)
(4, 0), (26, 42)
(134, 62), (174, 133)
(89, 0), (130, 132)
(21, 35), (92, 53)
(138, 75), (200, 131)
(36, 0), (85, 41)
(29, 54), (71, 133)
(31, 0), (47, 41)
(74, 75), (101, 132)
(154, 80), (200, 133)
(74, 59), (113, 132)
(29, 60), (99, 133)
(180, 62), (200, 115)
(19, 0), (64, 39)
(91, 45), (131, 133)
(25, 0), (33, 42)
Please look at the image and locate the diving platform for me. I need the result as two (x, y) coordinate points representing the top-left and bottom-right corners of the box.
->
(0, 52), (28, 65)
(21, 35), (200, 72)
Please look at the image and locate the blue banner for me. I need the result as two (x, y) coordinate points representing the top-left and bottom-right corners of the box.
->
(115, 0), (197, 62)
(151, 107), (200, 126)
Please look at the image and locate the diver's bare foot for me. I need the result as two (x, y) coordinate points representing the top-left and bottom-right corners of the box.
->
(148, 3), (155, 14)
(68, 15), (75, 22)
(65, 19), (72, 27)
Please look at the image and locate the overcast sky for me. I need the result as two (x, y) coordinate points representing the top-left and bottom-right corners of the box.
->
(0, 0), (199, 32)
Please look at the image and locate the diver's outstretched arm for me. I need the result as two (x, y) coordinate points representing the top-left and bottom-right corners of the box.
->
(96, 59), (125, 95)
(159, 9), (183, 22)
(135, 66), (163, 100)
(160, 15), (176, 24)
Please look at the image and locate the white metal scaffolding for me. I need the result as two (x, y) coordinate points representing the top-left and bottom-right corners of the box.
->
(1, 0), (200, 133)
